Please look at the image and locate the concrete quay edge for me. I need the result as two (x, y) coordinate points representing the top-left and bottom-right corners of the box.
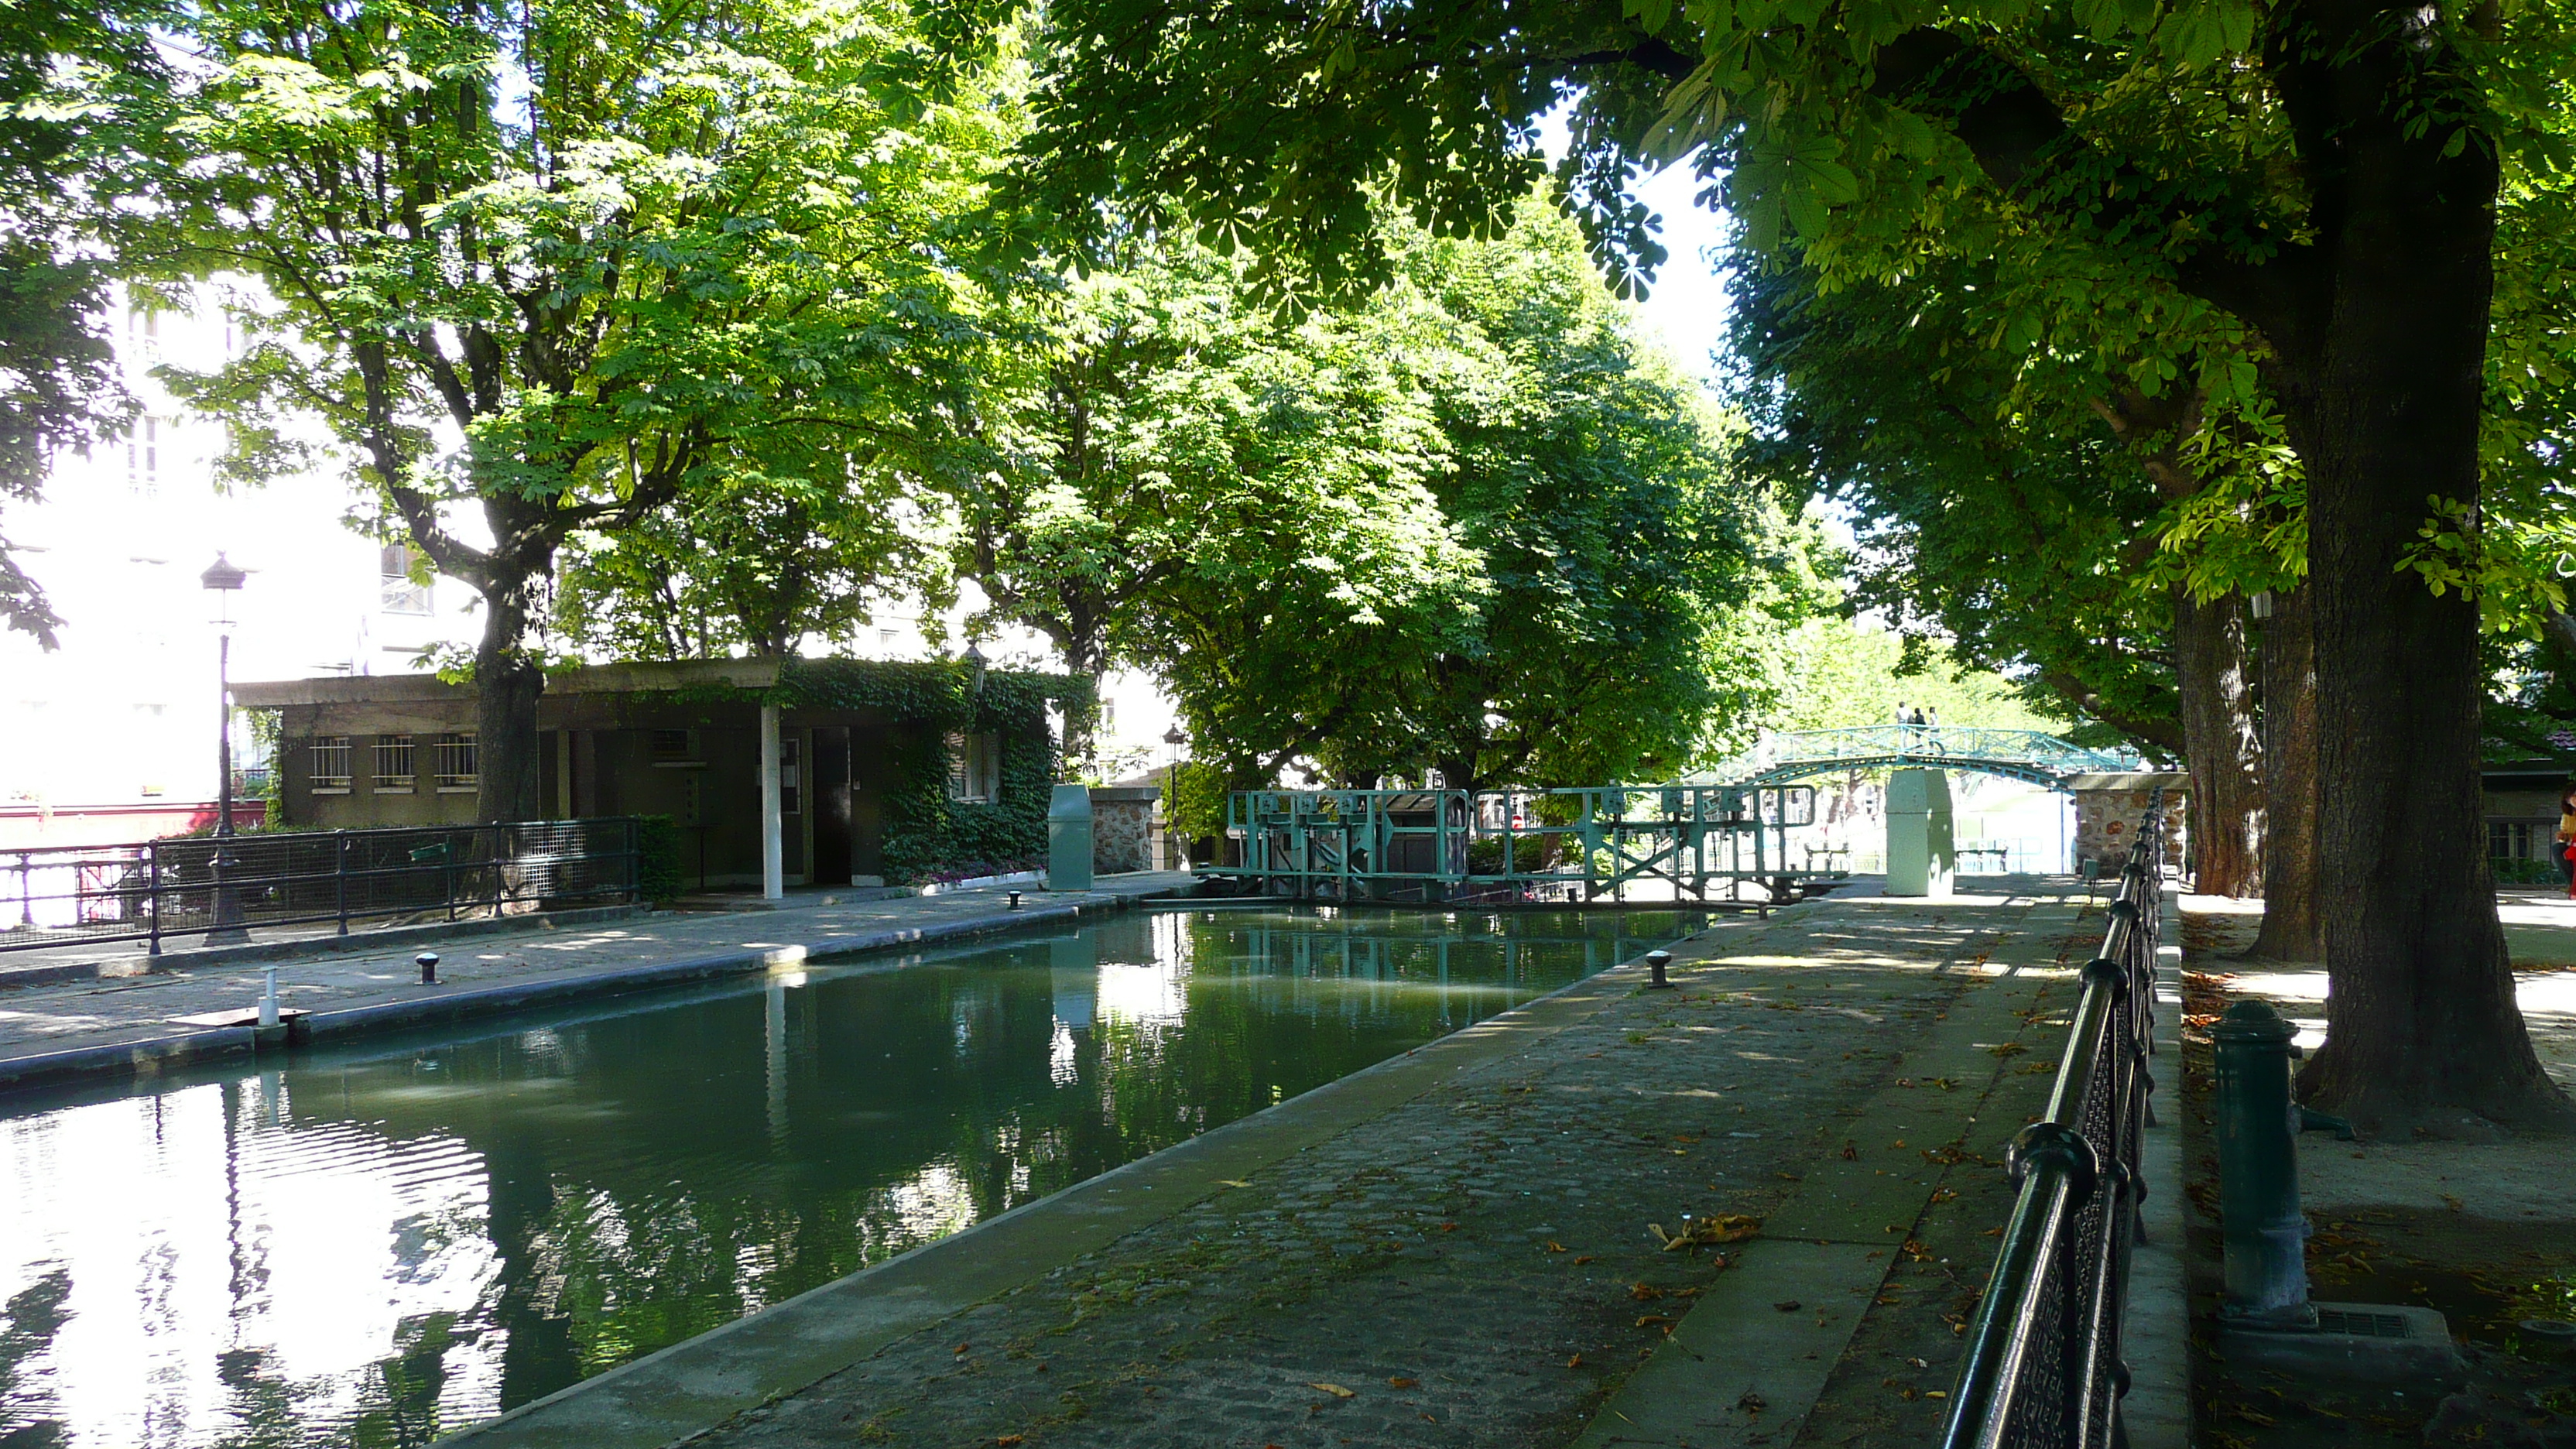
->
(0, 880), (1197, 1098)
(0, 900), (653, 988)
(435, 896), (1821, 1447)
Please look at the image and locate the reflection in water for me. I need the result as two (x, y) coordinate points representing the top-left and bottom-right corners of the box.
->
(0, 905), (1704, 1447)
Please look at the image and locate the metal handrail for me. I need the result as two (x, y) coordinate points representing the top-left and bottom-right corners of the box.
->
(1939, 790), (2163, 1449)
(0, 817), (646, 957)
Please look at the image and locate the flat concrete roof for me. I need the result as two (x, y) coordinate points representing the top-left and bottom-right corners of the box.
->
(233, 658), (787, 707)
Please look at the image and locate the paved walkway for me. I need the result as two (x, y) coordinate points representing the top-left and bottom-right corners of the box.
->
(454, 879), (2166, 1449)
(0, 872), (1199, 1092)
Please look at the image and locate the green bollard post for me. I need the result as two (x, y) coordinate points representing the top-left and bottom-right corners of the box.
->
(1047, 784), (1094, 892)
(2212, 999), (2316, 1327)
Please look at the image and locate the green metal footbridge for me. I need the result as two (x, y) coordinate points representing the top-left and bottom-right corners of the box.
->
(1703, 726), (2135, 790)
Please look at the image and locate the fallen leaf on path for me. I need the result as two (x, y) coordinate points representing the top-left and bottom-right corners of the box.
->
(1567, 1353), (1585, 1368)
(954, 1343), (971, 1355)
(1571, 1255), (1596, 1265)
(1388, 1376), (1419, 1389)
(1987, 1042), (2028, 1057)
(1634, 1314), (1673, 1329)
(1737, 1392), (1768, 1413)
(1307, 1382), (1355, 1399)
(1218, 1179), (1251, 1188)
(1630, 1283), (1667, 1300)
(996, 1438), (1025, 1447)
(1773, 1300), (1802, 1312)
(1546, 1241), (1567, 1253)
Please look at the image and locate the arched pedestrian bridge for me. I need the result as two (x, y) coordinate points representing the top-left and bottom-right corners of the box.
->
(1706, 725), (2136, 791)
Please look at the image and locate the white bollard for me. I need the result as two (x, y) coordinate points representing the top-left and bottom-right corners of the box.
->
(258, 965), (280, 1028)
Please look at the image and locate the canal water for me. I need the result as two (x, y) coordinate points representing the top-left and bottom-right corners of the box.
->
(0, 903), (1710, 1448)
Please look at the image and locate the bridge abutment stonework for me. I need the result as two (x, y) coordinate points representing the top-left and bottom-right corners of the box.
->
(2068, 772), (2188, 872)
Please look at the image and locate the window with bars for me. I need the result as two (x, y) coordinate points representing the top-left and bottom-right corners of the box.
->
(372, 734), (415, 790)
(433, 732), (478, 790)
(945, 731), (1002, 803)
(651, 728), (697, 762)
(781, 736), (801, 815)
(310, 736), (352, 790)
(380, 543), (432, 615)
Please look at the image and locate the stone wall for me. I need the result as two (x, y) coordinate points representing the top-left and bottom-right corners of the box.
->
(1090, 786), (1160, 875)
(2068, 772), (2189, 874)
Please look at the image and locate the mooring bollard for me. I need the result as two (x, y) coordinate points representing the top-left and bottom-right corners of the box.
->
(1009, 890), (1023, 910)
(258, 965), (280, 1028)
(416, 951), (440, 985)
(2212, 999), (2314, 1325)
(1645, 949), (1674, 989)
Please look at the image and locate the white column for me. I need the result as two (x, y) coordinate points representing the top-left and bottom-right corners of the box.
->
(760, 704), (784, 901)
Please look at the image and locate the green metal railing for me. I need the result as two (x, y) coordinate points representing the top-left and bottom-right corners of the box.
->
(1214, 784), (1841, 904)
(1938, 790), (2164, 1448)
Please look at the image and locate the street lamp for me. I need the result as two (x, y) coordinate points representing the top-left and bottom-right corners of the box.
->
(201, 553), (249, 944)
(961, 639), (987, 702)
(1161, 725), (1187, 870)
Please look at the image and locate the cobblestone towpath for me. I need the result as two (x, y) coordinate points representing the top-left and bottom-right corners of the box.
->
(468, 880), (2119, 1449)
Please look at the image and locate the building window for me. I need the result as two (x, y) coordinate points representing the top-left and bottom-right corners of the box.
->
(2490, 820), (2539, 862)
(1100, 697), (1117, 731)
(372, 734), (416, 791)
(946, 731), (1002, 804)
(310, 736), (352, 790)
(650, 728), (698, 763)
(780, 736), (801, 815)
(125, 417), (161, 497)
(380, 543), (433, 615)
(433, 732), (478, 790)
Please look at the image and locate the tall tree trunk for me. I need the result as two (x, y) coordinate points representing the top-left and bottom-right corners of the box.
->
(2250, 587), (2323, 961)
(2264, 15), (2572, 1129)
(2173, 587), (2264, 896)
(474, 573), (547, 824)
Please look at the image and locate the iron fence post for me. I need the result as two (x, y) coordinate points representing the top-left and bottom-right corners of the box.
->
(334, 831), (350, 935)
(147, 840), (162, 955)
(445, 830), (459, 923)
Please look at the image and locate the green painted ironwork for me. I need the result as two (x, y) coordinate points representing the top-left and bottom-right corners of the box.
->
(1703, 725), (2136, 790)
(1214, 785), (1841, 903)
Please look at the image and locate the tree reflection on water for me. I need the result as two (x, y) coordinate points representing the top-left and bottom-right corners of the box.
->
(0, 905), (1703, 1447)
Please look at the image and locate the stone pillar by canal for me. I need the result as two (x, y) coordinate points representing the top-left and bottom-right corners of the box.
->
(1088, 786), (1160, 875)
(1885, 767), (1955, 898)
(2067, 771), (2188, 873)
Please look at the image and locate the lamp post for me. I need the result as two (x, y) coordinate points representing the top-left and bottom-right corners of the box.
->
(961, 639), (987, 701)
(1161, 725), (1186, 870)
(200, 553), (250, 944)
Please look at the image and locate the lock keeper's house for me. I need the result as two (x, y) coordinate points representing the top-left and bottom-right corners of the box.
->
(232, 657), (1077, 891)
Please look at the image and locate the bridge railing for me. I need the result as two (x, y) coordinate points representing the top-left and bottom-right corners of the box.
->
(1705, 726), (2137, 786)
(1937, 790), (2164, 1449)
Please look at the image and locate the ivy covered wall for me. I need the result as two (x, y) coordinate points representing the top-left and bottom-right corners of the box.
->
(641, 658), (1090, 886)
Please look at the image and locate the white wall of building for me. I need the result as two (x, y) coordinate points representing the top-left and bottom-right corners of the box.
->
(0, 289), (482, 809)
